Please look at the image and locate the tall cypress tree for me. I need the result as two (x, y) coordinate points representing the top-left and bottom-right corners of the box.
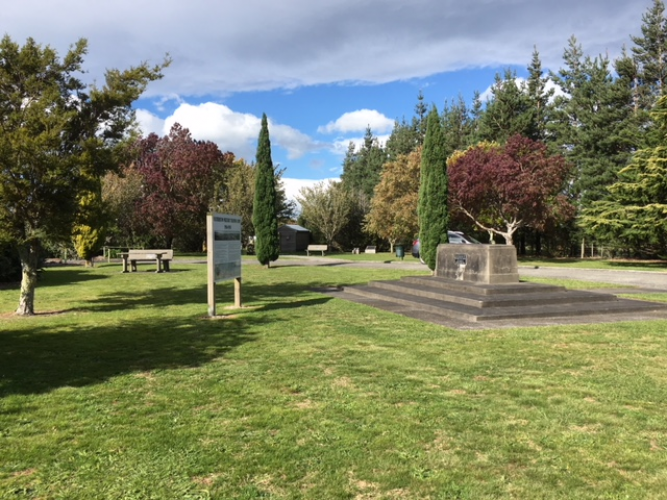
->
(418, 107), (449, 271)
(252, 114), (280, 268)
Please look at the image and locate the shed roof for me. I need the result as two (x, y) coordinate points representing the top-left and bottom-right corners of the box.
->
(280, 224), (310, 232)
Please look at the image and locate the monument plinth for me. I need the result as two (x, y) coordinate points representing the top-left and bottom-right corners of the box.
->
(435, 244), (519, 284)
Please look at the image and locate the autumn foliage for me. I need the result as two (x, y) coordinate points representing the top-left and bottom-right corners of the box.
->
(365, 149), (421, 252)
(134, 124), (233, 249)
(448, 135), (574, 246)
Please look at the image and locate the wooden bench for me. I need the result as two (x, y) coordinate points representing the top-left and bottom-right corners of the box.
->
(306, 244), (328, 256)
(365, 246), (377, 254)
(121, 249), (174, 273)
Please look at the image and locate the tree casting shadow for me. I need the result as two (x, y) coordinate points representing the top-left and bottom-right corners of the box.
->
(0, 280), (334, 397)
(0, 313), (260, 398)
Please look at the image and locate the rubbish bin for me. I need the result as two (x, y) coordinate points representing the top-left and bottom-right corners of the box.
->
(395, 245), (404, 260)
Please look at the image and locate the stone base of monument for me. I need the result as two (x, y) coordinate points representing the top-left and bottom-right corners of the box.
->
(339, 244), (667, 327)
(435, 244), (519, 284)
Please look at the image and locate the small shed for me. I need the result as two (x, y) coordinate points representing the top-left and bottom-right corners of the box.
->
(278, 224), (311, 252)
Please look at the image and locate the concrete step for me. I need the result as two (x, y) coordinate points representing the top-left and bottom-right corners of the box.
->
(343, 285), (488, 322)
(343, 282), (664, 323)
(401, 275), (566, 296)
(368, 279), (617, 309)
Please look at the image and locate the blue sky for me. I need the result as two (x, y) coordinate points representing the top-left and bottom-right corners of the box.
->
(2, 0), (653, 200)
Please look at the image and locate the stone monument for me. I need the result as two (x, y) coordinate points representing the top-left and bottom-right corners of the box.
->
(434, 244), (519, 284)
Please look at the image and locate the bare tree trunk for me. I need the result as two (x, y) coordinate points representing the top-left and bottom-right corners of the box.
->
(16, 241), (41, 316)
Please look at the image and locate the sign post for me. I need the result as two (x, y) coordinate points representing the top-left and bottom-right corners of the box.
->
(207, 213), (242, 317)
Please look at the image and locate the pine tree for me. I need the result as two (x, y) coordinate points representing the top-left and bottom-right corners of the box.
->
(418, 107), (449, 271)
(413, 90), (428, 145)
(340, 127), (387, 201)
(580, 95), (667, 256)
(442, 95), (476, 156)
(252, 114), (280, 268)
(550, 37), (639, 210)
(478, 69), (535, 143)
(385, 118), (419, 160)
(631, 0), (667, 105)
(525, 47), (554, 142)
(627, 0), (667, 147)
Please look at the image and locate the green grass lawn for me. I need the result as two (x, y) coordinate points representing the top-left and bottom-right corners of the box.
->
(518, 257), (667, 272)
(2, 263), (667, 499)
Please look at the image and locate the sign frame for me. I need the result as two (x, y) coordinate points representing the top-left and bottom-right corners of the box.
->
(206, 213), (242, 316)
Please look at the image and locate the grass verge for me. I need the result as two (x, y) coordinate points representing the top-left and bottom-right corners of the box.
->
(518, 257), (667, 272)
(1, 263), (667, 499)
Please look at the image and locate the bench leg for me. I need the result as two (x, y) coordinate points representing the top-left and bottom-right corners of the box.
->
(155, 257), (163, 273)
(131, 260), (137, 272)
(163, 260), (170, 272)
(121, 256), (129, 273)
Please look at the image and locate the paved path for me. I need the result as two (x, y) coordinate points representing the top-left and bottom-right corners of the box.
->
(256, 255), (667, 292)
(518, 266), (667, 292)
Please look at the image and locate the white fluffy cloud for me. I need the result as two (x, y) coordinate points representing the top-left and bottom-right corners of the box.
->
(136, 102), (325, 162)
(136, 102), (393, 166)
(282, 178), (334, 201)
(318, 109), (395, 135)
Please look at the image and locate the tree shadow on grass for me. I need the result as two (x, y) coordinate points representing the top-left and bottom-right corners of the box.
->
(37, 268), (110, 288)
(73, 279), (333, 313)
(0, 313), (261, 397)
(0, 281), (334, 397)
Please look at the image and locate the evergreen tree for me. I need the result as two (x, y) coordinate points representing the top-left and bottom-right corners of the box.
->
(385, 118), (419, 160)
(340, 127), (387, 201)
(252, 114), (280, 267)
(580, 95), (667, 256)
(624, 0), (667, 148)
(550, 37), (639, 210)
(631, 0), (667, 105)
(442, 95), (476, 155)
(418, 107), (449, 270)
(467, 91), (484, 145)
(0, 35), (167, 315)
(478, 69), (534, 143)
(412, 90), (428, 145)
(525, 47), (555, 142)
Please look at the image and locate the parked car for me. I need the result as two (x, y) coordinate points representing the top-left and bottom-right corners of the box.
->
(411, 231), (481, 260)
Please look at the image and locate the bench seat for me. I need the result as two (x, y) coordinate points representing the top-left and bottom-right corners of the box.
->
(121, 249), (174, 273)
(306, 244), (328, 256)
